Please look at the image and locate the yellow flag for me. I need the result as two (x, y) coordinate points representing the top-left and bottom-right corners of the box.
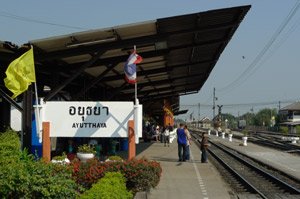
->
(4, 48), (36, 99)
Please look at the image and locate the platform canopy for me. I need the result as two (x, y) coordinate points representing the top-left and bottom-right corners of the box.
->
(0, 5), (250, 117)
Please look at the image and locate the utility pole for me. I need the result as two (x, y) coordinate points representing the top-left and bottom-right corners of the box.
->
(198, 103), (200, 121)
(217, 105), (223, 120)
(217, 104), (223, 130)
(213, 87), (216, 120)
(198, 103), (200, 128)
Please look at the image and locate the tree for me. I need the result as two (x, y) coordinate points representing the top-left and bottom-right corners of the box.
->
(221, 113), (236, 129)
(241, 112), (255, 127)
(254, 108), (277, 127)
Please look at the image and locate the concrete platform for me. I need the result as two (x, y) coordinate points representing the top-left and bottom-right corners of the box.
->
(208, 133), (300, 181)
(134, 140), (234, 199)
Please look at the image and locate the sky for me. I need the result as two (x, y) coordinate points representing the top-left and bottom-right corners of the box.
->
(1, 0), (300, 120)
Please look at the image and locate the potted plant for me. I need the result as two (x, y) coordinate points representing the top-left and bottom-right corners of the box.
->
(76, 144), (96, 162)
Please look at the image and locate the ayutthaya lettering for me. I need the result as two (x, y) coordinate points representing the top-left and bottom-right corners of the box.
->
(69, 106), (109, 116)
(72, 122), (107, 128)
(69, 105), (109, 128)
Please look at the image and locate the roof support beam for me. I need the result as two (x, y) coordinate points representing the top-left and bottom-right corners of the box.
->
(97, 59), (214, 83)
(59, 49), (169, 73)
(141, 90), (199, 103)
(137, 73), (204, 89)
(141, 92), (179, 103)
(0, 87), (23, 112)
(136, 83), (199, 100)
(74, 63), (117, 100)
(107, 82), (127, 100)
(116, 81), (201, 101)
(44, 50), (105, 101)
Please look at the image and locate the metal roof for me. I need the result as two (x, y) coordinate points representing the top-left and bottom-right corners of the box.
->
(0, 5), (250, 116)
(280, 102), (300, 111)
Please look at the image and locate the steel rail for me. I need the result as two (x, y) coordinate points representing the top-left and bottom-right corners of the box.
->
(211, 141), (300, 194)
(207, 143), (268, 198)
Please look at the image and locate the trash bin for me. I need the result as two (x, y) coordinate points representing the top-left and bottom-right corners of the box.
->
(121, 139), (128, 151)
(109, 140), (118, 155)
(95, 144), (102, 158)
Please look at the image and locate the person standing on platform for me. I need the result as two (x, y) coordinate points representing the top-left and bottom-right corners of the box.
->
(155, 125), (160, 142)
(200, 132), (209, 163)
(184, 125), (191, 161)
(167, 122), (173, 132)
(163, 125), (170, 147)
(177, 123), (187, 162)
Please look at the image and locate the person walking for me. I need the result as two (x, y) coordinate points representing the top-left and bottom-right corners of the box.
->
(200, 132), (209, 163)
(163, 125), (170, 147)
(184, 125), (191, 161)
(177, 123), (187, 162)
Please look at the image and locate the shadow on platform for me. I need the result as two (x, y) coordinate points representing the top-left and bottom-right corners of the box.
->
(116, 140), (154, 160)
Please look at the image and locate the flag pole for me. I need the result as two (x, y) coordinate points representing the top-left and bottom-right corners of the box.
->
(31, 45), (42, 143)
(34, 82), (42, 142)
(133, 45), (139, 144)
(134, 45), (137, 105)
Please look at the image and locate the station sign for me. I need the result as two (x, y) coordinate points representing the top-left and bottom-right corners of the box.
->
(43, 101), (135, 137)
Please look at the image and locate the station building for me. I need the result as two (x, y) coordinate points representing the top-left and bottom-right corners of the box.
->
(0, 5), (250, 158)
(279, 101), (300, 134)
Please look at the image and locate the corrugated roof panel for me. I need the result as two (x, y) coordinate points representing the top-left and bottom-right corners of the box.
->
(85, 65), (109, 77)
(190, 44), (220, 63)
(141, 57), (165, 69)
(281, 102), (300, 111)
(116, 22), (157, 39)
(189, 63), (211, 74)
(197, 7), (242, 27)
(167, 48), (191, 66)
(167, 33), (194, 48)
(157, 14), (197, 33)
(100, 48), (127, 59)
(108, 79), (124, 87)
(62, 54), (91, 64)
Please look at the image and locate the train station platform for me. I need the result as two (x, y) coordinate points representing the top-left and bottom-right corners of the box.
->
(208, 132), (300, 181)
(132, 139), (234, 199)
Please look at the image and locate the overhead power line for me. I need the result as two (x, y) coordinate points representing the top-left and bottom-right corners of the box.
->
(181, 99), (298, 109)
(252, 13), (300, 72)
(0, 10), (86, 30)
(218, 1), (300, 94)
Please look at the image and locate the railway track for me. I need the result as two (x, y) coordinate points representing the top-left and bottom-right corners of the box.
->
(217, 130), (300, 155)
(191, 131), (300, 198)
(251, 133), (300, 154)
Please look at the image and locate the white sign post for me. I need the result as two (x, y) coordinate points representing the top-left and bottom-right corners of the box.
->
(134, 102), (143, 144)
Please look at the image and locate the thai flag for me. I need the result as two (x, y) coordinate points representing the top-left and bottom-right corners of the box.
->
(124, 51), (142, 84)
